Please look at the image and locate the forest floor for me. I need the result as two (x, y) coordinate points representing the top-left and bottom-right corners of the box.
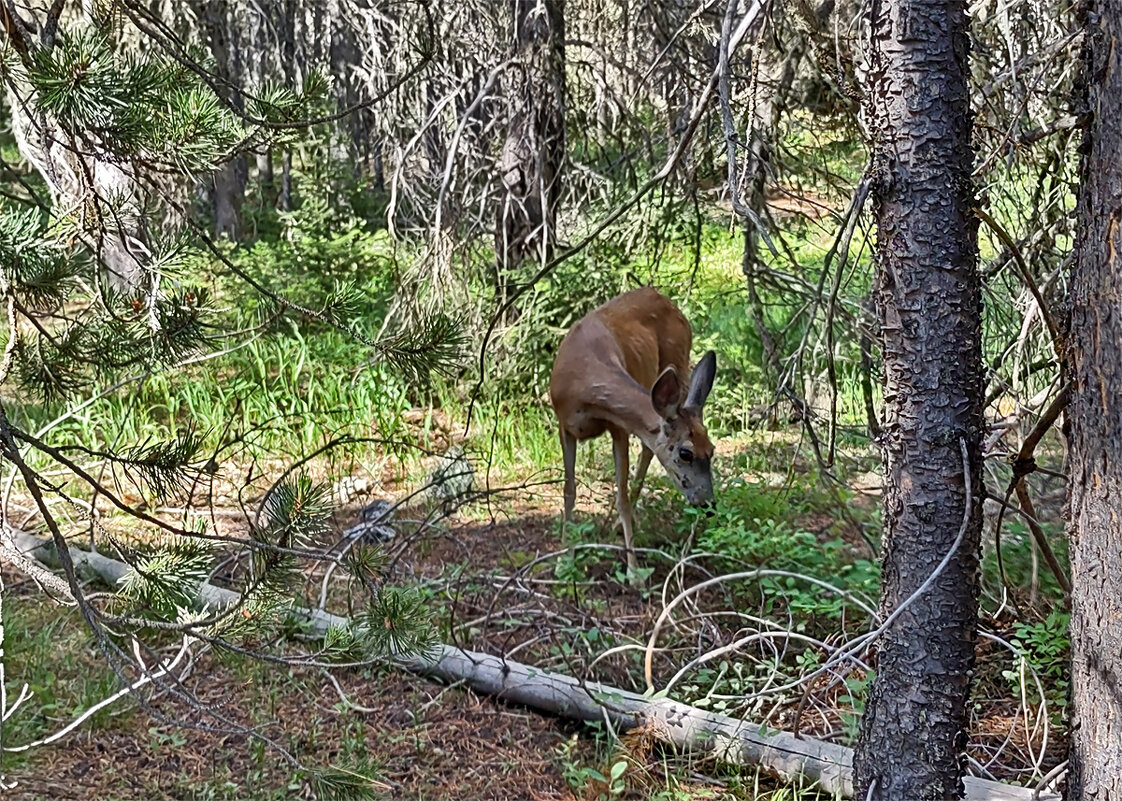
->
(4, 427), (1069, 801)
(3, 489), (710, 801)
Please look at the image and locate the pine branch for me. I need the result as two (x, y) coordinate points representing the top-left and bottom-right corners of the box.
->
(307, 765), (388, 801)
(259, 474), (333, 549)
(115, 428), (206, 501)
(318, 624), (366, 663)
(375, 312), (466, 382)
(0, 206), (83, 309)
(117, 536), (213, 614)
(13, 323), (91, 400)
(249, 475), (333, 599)
(357, 586), (437, 659)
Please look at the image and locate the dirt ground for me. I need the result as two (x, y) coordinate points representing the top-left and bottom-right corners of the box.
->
(3, 460), (1068, 801)
(11, 672), (586, 800)
(4, 485), (639, 801)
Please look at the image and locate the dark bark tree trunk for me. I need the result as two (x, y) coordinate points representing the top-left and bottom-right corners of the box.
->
(495, 0), (566, 287)
(852, 0), (984, 795)
(1065, 0), (1122, 794)
(257, 151), (275, 198)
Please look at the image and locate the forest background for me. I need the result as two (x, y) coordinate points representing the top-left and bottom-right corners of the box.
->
(0, 0), (1105, 799)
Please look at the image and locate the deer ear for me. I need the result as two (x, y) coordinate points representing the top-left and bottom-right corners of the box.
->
(651, 367), (682, 420)
(685, 351), (716, 412)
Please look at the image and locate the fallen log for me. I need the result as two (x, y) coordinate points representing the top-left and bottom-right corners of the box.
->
(4, 529), (1060, 801)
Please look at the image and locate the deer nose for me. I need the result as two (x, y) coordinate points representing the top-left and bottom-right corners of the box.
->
(688, 490), (715, 512)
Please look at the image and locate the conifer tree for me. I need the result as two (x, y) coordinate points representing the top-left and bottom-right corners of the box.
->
(0, 4), (457, 791)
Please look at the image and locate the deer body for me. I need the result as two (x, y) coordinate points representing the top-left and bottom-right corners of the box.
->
(549, 288), (716, 575)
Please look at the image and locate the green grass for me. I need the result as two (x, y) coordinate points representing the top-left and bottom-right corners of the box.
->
(1, 599), (127, 774)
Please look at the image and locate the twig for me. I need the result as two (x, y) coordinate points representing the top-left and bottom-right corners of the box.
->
(4, 637), (193, 752)
(974, 207), (1060, 349)
(991, 384), (1071, 597)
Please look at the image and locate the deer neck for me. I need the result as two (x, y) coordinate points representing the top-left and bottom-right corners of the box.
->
(596, 372), (665, 449)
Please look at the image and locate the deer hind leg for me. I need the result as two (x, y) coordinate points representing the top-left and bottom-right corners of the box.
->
(560, 427), (577, 522)
(631, 445), (654, 506)
(611, 428), (639, 578)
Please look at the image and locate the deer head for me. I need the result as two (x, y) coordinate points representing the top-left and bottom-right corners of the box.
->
(649, 350), (717, 507)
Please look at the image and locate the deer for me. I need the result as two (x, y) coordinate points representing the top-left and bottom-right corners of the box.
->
(549, 287), (717, 578)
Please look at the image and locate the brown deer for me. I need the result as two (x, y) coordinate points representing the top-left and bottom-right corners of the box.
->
(549, 288), (717, 576)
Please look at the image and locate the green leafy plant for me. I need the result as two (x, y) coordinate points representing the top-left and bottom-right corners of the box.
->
(838, 672), (872, 742)
(553, 519), (601, 585)
(1004, 610), (1070, 716)
(556, 734), (629, 800)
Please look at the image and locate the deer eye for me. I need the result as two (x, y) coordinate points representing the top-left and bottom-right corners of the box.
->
(678, 447), (694, 463)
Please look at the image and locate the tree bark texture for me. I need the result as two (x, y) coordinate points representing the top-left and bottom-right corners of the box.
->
(495, 0), (566, 277)
(1065, 0), (1122, 795)
(852, 0), (984, 796)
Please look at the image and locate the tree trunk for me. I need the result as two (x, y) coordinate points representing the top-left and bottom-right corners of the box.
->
(277, 0), (297, 213)
(9, 105), (150, 292)
(212, 162), (245, 239)
(190, 0), (246, 239)
(1065, 0), (1122, 794)
(246, 4), (274, 202)
(495, 0), (566, 285)
(257, 151), (275, 197)
(852, 0), (984, 796)
(279, 151), (294, 211)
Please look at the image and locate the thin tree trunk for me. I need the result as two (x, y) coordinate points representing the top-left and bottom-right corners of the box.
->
(191, 0), (245, 239)
(279, 151), (294, 211)
(257, 151), (275, 196)
(852, 0), (984, 795)
(495, 0), (566, 289)
(1065, 0), (1122, 794)
(247, 4), (274, 204)
(277, 0), (297, 213)
(213, 162), (244, 239)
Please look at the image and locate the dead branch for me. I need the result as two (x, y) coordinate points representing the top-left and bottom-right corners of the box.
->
(5, 528), (1060, 801)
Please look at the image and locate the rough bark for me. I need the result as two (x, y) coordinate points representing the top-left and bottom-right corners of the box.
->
(495, 0), (566, 281)
(852, 0), (984, 796)
(1065, 0), (1122, 794)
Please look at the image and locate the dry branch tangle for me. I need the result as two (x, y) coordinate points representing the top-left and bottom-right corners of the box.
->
(5, 529), (1057, 801)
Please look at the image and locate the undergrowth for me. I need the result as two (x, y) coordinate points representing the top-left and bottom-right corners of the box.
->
(2, 136), (1073, 799)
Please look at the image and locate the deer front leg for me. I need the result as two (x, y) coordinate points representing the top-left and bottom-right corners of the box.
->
(631, 445), (654, 506)
(560, 427), (577, 522)
(612, 428), (640, 580)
